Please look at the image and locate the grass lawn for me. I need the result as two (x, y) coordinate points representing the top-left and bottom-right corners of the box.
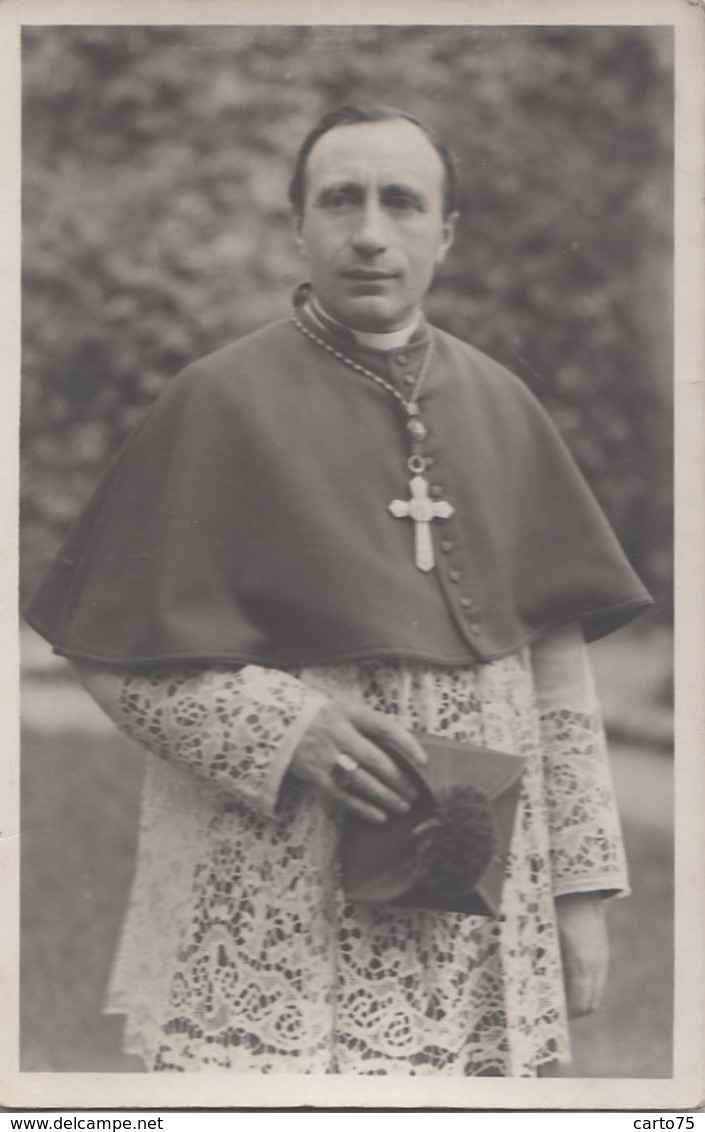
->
(21, 723), (145, 1072)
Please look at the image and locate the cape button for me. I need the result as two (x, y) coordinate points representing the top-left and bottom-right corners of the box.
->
(448, 569), (462, 583)
(459, 596), (474, 611)
(440, 539), (454, 554)
(395, 353), (409, 366)
(429, 484), (445, 499)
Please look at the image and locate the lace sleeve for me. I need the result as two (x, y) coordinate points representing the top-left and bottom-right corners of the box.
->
(72, 661), (329, 819)
(531, 625), (630, 899)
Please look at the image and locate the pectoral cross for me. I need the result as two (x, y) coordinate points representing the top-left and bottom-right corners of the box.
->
(389, 474), (454, 572)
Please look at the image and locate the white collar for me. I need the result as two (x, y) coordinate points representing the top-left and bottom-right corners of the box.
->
(354, 323), (420, 350)
(309, 295), (421, 350)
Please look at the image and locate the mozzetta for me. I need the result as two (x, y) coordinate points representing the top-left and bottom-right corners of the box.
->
(25, 305), (651, 669)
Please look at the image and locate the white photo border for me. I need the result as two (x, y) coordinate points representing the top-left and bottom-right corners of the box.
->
(2, 0), (702, 1111)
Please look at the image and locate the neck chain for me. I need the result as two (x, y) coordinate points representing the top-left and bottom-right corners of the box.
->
(291, 311), (456, 573)
(291, 311), (432, 473)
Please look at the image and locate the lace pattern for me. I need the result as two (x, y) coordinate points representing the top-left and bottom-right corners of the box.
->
(541, 708), (629, 896)
(99, 650), (628, 1076)
(115, 664), (327, 818)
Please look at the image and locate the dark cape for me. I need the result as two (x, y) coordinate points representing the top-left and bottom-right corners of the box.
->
(25, 307), (652, 669)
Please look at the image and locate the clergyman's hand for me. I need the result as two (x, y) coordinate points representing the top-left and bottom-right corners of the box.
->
(288, 702), (427, 824)
(555, 892), (609, 1019)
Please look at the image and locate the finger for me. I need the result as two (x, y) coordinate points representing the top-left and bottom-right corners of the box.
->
(338, 725), (420, 806)
(337, 759), (415, 816)
(565, 973), (595, 1019)
(592, 952), (609, 1012)
(349, 707), (428, 767)
(566, 965), (605, 1019)
(329, 784), (388, 825)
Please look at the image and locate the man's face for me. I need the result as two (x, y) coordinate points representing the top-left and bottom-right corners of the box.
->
(295, 119), (456, 333)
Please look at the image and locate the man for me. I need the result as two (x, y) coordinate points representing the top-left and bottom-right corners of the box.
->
(26, 105), (652, 1075)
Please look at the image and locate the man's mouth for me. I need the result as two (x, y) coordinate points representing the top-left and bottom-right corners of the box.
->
(341, 269), (398, 280)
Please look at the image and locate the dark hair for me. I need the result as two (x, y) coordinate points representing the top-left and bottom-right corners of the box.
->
(288, 104), (459, 218)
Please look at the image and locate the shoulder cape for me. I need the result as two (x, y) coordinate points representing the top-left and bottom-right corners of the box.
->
(25, 317), (652, 668)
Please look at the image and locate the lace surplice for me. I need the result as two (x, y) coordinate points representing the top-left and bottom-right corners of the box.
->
(78, 626), (628, 1076)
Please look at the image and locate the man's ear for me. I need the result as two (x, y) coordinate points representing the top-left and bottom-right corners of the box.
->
(292, 213), (307, 258)
(436, 210), (458, 264)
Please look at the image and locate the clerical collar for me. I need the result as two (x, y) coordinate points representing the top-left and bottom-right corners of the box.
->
(307, 293), (422, 351)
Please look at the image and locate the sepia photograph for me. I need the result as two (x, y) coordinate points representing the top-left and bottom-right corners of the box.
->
(5, 0), (703, 1112)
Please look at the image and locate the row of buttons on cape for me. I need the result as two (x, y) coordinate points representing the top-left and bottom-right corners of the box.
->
(389, 351), (420, 389)
(430, 503), (483, 637)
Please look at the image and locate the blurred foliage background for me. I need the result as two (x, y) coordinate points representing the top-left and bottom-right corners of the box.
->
(21, 25), (673, 610)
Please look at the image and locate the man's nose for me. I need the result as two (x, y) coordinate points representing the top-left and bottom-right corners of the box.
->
(350, 199), (388, 255)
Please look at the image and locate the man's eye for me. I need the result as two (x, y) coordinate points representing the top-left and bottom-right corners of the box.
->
(320, 190), (357, 209)
(385, 193), (424, 213)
